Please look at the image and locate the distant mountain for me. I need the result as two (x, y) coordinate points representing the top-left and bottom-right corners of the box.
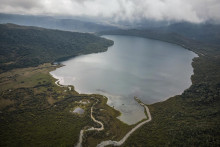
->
(157, 22), (220, 45)
(99, 27), (220, 57)
(115, 19), (171, 29)
(0, 23), (113, 72)
(100, 21), (220, 48)
(0, 13), (118, 32)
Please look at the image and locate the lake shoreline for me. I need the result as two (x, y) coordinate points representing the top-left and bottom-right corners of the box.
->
(50, 35), (197, 125)
(49, 34), (199, 146)
(47, 33), (205, 146)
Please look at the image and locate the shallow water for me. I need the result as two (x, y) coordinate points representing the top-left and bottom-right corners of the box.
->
(73, 107), (84, 115)
(51, 35), (197, 124)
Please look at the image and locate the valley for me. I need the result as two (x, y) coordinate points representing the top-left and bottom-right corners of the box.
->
(0, 22), (219, 147)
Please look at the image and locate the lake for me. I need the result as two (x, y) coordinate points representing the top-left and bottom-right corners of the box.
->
(50, 35), (197, 124)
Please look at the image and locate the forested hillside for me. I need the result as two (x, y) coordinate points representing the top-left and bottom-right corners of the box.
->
(0, 23), (113, 72)
(158, 22), (220, 45)
(98, 28), (220, 57)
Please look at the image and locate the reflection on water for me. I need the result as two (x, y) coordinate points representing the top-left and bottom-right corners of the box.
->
(50, 35), (197, 125)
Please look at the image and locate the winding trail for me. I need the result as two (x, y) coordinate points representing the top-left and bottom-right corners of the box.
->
(96, 98), (152, 147)
(55, 80), (72, 90)
(87, 103), (104, 131)
(53, 79), (104, 147)
(55, 80), (65, 87)
(54, 79), (152, 147)
(75, 99), (104, 147)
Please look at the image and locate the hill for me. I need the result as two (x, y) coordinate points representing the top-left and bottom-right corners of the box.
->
(157, 22), (220, 45)
(0, 23), (113, 72)
(98, 28), (220, 57)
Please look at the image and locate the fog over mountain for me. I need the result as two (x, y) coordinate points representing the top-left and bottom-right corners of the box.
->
(0, 0), (220, 24)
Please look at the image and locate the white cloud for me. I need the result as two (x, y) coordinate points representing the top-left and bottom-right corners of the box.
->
(0, 0), (219, 23)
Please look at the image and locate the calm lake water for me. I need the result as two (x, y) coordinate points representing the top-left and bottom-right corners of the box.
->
(50, 35), (197, 124)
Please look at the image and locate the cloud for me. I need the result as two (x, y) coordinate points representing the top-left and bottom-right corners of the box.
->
(0, 0), (219, 23)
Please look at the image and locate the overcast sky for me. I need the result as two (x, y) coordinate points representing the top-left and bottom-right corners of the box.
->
(0, 0), (220, 23)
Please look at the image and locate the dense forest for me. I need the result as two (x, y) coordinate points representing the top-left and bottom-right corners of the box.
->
(100, 28), (220, 146)
(0, 23), (113, 72)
